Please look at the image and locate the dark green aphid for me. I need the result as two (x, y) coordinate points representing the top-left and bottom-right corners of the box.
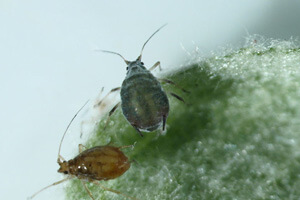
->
(100, 25), (185, 137)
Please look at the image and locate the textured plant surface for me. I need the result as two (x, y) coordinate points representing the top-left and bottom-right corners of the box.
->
(66, 38), (300, 200)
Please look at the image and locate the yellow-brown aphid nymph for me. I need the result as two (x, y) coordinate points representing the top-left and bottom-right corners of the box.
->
(28, 101), (137, 200)
(58, 146), (130, 181)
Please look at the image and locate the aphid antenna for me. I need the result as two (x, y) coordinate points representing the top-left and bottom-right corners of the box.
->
(28, 101), (89, 199)
(137, 23), (167, 61)
(97, 49), (130, 65)
(58, 100), (90, 163)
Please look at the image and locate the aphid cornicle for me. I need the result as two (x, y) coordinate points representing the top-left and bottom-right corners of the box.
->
(28, 101), (137, 200)
(99, 24), (185, 137)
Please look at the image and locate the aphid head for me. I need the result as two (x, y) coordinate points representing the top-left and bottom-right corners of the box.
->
(126, 60), (146, 71)
(58, 161), (70, 174)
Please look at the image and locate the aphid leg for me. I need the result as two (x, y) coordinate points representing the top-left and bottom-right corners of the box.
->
(119, 144), (134, 149)
(104, 102), (120, 130)
(148, 61), (162, 71)
(81, 181), (95, 200)
(78, 144), (87, 153)
(92, 181), (138, 200)
(28, 177), (71, 199)
(93, 87), (105, 106)
(162, 114), (167, 131)
(94, 87), (121, 107)
(170, 92), (185, 104)
(132, 125), (144, 137)
(158, 78), (190, 93)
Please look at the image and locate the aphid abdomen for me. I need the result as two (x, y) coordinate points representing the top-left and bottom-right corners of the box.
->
(121, 71), (169, 131)
(70, 146), (130, 181)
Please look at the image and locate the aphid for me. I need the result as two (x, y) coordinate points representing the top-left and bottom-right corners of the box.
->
(28, 101), (136, 200)
(98, 24), (185, 137)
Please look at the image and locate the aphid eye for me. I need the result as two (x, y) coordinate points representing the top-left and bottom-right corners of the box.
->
(126, 67), (128, 70)
(141, 62), (144, 65)
(64, 171), (68, 174)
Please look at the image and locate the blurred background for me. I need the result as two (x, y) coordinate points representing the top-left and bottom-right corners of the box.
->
(1, 0), (299, 199)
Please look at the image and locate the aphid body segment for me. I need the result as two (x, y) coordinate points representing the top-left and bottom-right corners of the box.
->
(121, 60), (169, 133)
(59, 145), (130, 181)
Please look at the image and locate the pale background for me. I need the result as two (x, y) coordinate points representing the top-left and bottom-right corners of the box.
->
(0, 1), (299, 199)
